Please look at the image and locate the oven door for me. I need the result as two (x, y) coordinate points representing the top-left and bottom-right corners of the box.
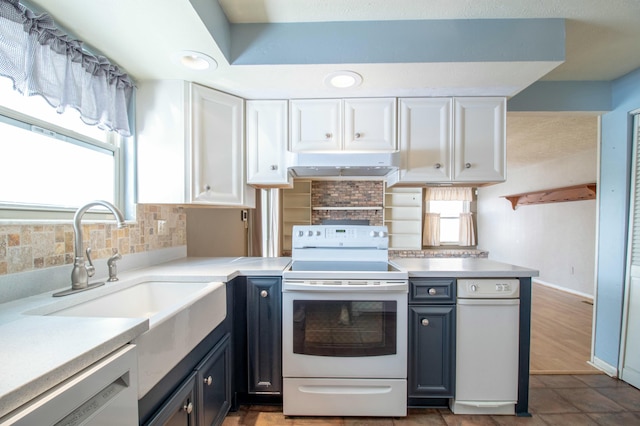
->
(282, 288), (407, 379)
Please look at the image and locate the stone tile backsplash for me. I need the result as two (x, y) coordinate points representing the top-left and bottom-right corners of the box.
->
(0, 204), (186, 276)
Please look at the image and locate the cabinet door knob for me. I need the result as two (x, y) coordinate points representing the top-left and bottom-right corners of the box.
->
(428, 288), (437, 296)
(183, 402), (193, 414)
(260, 290), (268, 298)
(465, 163), (472, 169)
(270, 164), (278, 171)
(355, 132), (362, 139)
(204, 375), (213, 386)
(325, 133), (333, 139)
(205, 184), (211, 191)
(434, 163), (441, 169)
(421, 318), (430, 327)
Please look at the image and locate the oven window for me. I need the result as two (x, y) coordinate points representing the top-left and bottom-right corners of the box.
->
(292, 300), (397, 357)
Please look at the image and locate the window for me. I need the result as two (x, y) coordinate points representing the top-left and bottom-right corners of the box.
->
(427, 200), (469, 244)
(423, 187), (476, 247)
(0, 77), (126, 218)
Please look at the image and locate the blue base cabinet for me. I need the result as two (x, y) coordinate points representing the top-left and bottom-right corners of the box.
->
(408, 278), (456, 406)
(144, 374), (197, 426)
(144, 335), (231, 426)
(196, 334), (232, 426)
(246, 277), (282, 395)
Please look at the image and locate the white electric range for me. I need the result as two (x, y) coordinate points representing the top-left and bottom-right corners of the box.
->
(282, 225), (408, 417)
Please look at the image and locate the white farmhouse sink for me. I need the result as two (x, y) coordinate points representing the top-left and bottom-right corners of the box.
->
(33, 278), (227, 399)
(49, 280), (215, 325)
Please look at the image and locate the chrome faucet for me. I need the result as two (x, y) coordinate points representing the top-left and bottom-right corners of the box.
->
(54, 200), (126, 297)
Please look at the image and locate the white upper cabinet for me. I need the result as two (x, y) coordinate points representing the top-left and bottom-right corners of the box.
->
(343, 98), (397, 152)
(191, 84), (254, 206)
(246, 100), (292, 187)
(290, 99), (342, 152)
(453, 97), (506, 182)
(290, 98), (397, 153)
(391, 96), (505, 185)
(397, 98), (452, 182)
(136, 80), (255, 207)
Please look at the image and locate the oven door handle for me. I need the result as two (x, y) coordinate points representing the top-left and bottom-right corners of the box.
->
(282, 281), (408, 292)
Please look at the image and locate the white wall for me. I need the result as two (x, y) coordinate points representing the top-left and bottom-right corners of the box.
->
(477, 148), (598, 297)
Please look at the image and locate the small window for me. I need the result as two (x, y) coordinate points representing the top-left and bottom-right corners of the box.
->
(428, 200), (468, 244)
(0, 77), (124, 218)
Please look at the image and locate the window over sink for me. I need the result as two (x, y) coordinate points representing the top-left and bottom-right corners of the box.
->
(0, 78), (130, 220)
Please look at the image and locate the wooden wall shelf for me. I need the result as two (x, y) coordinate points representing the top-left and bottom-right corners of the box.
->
(503, 183), (597, 210)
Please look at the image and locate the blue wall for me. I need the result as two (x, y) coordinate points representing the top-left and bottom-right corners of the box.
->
(594, 67), (640, 368)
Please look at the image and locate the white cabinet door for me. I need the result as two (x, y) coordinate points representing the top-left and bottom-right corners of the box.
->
(397, 98), (452, 182)
(190, 84), (255, 206)
(290, 99), (342, 152)
(453, 97), (506, 182)
(136, 80), (189, 204)
(246, 100), (291, 186)
(344, 98), (397, 152)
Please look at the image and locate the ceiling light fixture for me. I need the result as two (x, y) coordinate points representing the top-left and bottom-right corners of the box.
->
(324, 71), (363, 88)
(172, 50), (217, 71)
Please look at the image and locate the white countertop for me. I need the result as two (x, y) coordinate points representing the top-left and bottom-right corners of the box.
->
(390, 257), (539, 278)
(0, 256), (291, 419)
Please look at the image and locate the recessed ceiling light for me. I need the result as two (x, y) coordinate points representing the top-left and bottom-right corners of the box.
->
(324, 71), (363, 88)
(172, 50), (217, 71)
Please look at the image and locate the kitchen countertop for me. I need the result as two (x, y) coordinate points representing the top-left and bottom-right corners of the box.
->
(0, 255), (536, 419)
(0, 256), (291, 420)
(390, 257), (539, 277)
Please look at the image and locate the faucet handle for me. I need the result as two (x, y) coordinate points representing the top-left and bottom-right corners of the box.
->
(108, 250), (122, 266)
(85, 247), (96, 278)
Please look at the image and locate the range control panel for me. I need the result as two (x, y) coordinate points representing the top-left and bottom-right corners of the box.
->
(291, 225), (389, 249)
(457, 278), (520, 299)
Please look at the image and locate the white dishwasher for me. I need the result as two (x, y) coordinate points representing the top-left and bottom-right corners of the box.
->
(0, 345), (138, 426)
(450, 278), (520, 415)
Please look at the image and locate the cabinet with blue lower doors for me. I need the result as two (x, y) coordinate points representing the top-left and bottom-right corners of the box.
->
(408, 278), (456, 407)
(233, 276), (283, 405)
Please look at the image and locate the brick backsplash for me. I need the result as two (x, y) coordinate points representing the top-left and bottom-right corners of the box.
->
(0, 204), (186, 276)
(311, 180), (384, 225)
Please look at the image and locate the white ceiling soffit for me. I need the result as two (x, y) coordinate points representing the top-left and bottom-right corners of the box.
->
(23, 0), (640, 99)
(26, 0), (562, 99)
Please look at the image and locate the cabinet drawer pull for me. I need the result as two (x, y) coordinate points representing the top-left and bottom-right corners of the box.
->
(183, 402), (193, 414)
(428, 288), (437, 296)
(421, 318), (430, 327)
(205, 184), (211, 191)
(204, 375), (213, 386)
(260, 290), (268, 298)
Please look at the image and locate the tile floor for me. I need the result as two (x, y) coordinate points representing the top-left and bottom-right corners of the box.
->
(222, 375), (640, 426)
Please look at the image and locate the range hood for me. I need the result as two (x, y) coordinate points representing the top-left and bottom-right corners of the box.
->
(288, 152), (399, 178)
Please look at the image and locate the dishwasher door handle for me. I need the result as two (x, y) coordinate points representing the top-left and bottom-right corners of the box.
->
(457, 298), (520, 306)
